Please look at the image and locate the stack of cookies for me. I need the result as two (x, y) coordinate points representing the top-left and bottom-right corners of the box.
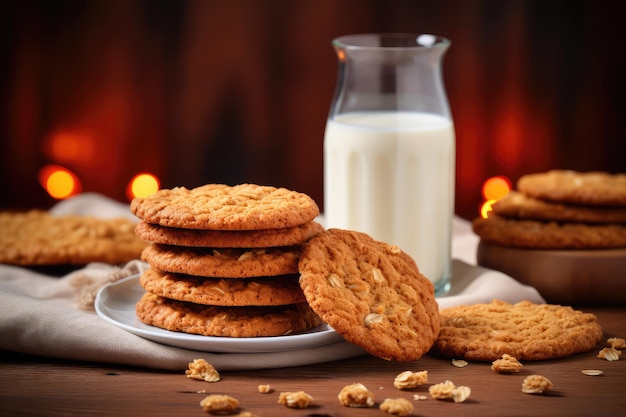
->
(130, 183), (325, 337)
(473, 170), (626, 249)
(473, 170), (626, 304)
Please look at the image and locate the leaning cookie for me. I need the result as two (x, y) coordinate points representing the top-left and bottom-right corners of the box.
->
(431, 300), (603, 361)
(136, 293), (322, 337)
(472, 214), (626, 249)
(139, 267), (306, 306)
(141, 243), (300, 278)
(517, 170), (626, 207)
(298, 229), (440, 362)
(135, 220), (324, 248)
(130, 183), (320, 230)
(492, 190), (626, 223)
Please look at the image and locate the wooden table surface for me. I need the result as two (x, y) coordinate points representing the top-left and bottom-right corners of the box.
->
(1, 307), (624, 417)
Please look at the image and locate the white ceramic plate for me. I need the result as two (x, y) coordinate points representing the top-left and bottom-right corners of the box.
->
(94, 274), (343, 353)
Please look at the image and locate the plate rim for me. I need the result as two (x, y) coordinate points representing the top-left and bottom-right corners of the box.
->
(94, 273), (342, 353)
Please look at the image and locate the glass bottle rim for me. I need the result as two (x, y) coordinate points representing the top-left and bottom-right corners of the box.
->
(332, 33), (450, 50)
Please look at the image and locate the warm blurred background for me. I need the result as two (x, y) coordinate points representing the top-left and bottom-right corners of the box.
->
(1, 0), (624, 219)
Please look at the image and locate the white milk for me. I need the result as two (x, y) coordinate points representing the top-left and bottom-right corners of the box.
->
(324, 111), (455, 292)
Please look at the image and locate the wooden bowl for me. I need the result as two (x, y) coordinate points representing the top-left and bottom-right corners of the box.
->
(476, 240), (626, 306)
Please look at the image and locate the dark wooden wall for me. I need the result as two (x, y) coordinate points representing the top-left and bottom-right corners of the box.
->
(1, 0), (624, 219)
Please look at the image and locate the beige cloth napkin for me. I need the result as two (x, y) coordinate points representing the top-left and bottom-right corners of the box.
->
(0, 194), (544, 371)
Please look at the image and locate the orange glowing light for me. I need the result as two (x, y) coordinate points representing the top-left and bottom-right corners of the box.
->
(38, 165), (82, 199)
(479, 175), (512, 218)
(127, 173), (160, 200)
(481, 176), (512, 201)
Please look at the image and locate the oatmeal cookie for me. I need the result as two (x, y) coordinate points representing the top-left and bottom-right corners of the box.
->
(492, 190), (626, 223)
(135, 293), (322, 337)
(298, 229), (440, 361)
(130, 183), (319, 230)
(472, 214), (626, 249)
(139, 267), (305, 306)
(517, 170), (626, 207)
(0, 210), (147, 265)
(141, 243), (300, 278)
(431, 299), (603, 361)
(135, 220), (324, 248)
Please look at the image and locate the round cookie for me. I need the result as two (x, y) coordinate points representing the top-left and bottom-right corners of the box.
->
(493, 190), (626, 223)
(141, 243), (300, 278)
(298, 229), (440, 362)
(135, 220), (324, 248)
(130, 183), (320, 230)
(139, 268), (305, 306)
(517, 170), (626, 207)
(472, 214), (626, 249)
(136, 293), (322, 337)
(0, 210), (147, 266)
(431, 300), (603, 361)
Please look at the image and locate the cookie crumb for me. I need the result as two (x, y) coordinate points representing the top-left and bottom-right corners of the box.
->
(607, 337), (626, 349)
(379, 397), (414, 416)
(186, 359), (220, 382)
(393, 370), (428, 389)
(199, 394), (239, 413)
(258, 384), (272, 394)
(597, 347), (621, 361)
(522, 375), (553, 394)
(338, 383), (375, 408)
(277, 391), (313, 409)
(491, 354), (523, 373)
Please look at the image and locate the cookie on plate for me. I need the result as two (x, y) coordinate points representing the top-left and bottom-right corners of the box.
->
(141, 243), (300, 278)
(135, 220), (324, 248)
(0, 210), (147, 266)
(492, 190), (626, 224)
(472, 214), (626, 249)
(139, 267), (305, 306)
(517, 170), (626, 207)
(298, 229), (440, 361)
(135, 293), (322, 337)
(431, 299), (603, 361)
(130, 183), (320, 231)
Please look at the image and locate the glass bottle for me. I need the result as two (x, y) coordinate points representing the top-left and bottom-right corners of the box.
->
(324, 33), (455, 295)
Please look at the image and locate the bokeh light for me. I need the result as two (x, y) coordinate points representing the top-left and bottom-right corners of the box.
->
(479, 175), (512, 218)
(38, 165), (82, 199)
(126, 172), (160, 200)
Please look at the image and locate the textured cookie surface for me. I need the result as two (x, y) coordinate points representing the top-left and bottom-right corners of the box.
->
(141, 243), (300, 278)
(473, 214), (626, 249)
(0, 210), (147, 265)
(298, 229), (440, 361)
(135, 220), (324, 248)
(130, 183), (319, 230)
(517, 170), (626, 206)
(493, 190), (626, 223)
(139, 267), (305, 306)
(431, 300), (603, 361)
(136, 293), (322, 337)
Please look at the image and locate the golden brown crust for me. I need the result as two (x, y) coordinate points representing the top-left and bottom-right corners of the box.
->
(135, 220), (324, 248)
(493, 190), (626, 223)
(130, 184), (319, 230)
(472, 214), (626, 249)
(431, 300), (603, 361)
(139, 267), (305, 306)
(140, 243), (300, 278)
(298, 229), (440, 361)
(135, 293), (322, 337)
(0, 210), (147, 265)
(517, 170), (626, 207)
